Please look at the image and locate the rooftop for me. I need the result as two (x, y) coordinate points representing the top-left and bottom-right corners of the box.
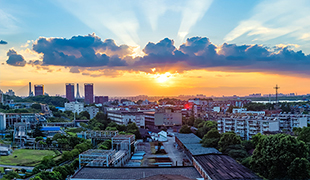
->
(41, 126), (61, 131)
(194, 154), (262, 180)
(71, 167), (202, 180)
(183, 144), (221, 156)
(175, 133), (202, 144)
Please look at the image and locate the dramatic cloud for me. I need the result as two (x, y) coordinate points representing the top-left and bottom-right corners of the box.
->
(32, 33), (129, 67)
(6, 49), (26, 67)
(134, 36), (310, 75)
(0, 40), (8, 44)
(7, 34), (310, 77)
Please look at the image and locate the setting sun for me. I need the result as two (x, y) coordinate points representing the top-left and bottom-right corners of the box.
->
(156, 72), (172, 83)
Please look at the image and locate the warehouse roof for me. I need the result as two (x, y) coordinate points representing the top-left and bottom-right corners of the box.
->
(183, 143), (221, 156)
(174, 133), (201, 144)
(193, 154), (262, 180)
(71, 167), (202, 180)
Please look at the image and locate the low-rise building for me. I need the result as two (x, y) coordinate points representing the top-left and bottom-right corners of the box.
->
(85, 106), (99, 119)
(65, 101), (84, 114)
(107, 111), (145, 128)
(5, 113), (38, 128)
(0, 113), (6, 130)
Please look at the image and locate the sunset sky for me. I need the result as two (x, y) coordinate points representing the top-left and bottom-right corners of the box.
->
(1, 0), (310, 97)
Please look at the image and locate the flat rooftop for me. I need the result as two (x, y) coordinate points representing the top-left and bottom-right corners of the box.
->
(175, 133), (202, 144)
(183, 143), (221, 156)
(71, 167), (202, 180)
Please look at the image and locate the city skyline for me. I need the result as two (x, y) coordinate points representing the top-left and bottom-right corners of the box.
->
(2, 0), (310, 97)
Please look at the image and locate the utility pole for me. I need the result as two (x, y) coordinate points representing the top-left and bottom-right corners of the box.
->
(274, 84), (280, 109)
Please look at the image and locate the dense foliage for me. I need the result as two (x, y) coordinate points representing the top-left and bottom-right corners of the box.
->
(3, 94), (68, 107)
(179, 125), (192, 134)
(250, 133), (310, 179)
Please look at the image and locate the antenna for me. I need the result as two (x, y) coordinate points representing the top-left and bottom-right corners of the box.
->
(274, 84), (280, 108)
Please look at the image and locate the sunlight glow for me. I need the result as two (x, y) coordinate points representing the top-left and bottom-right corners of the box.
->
(156, 72), (172, 83)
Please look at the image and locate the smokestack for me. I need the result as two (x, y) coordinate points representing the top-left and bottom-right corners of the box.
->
(76, 83), (81, 99)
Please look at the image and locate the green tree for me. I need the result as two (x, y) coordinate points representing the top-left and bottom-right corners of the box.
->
(46, 137), (52, 147)
(250, 134), (310, 179)
(31, 103), (42, 110)
(194, 118), (204, 128)
(196, 121), (217, 138)
(287, 158), (310, 179)
(251, 133), (265, 148)
(297, 126), (310, 144)
(78, 111), (90, 119)
(179, 125), (192, 134)
(99, 140), (112, 150)
(201, 128), (221, 148)
(35, 136), (44, 142)
(93, 126), (101, 131)
(127, 122), (141, 139)
(33, 124), (44, 138)
(33, 171), (61, 180)
(2, 171), (20, 180)
(105, 126), (117, 131)
(62, 151), (73, 161)
(218, 132), (241, 152)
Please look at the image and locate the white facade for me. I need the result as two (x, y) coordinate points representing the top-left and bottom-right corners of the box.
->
(232, 108), (265, 115)
(65, 102), (84, 114)
(84, 106), (99, 119)
(218, 114), (308, 140)
(218, 117), (279, 140)
(213, 107), (220, 113)
(107, 111), (145, 128)
(0, 113), (6, 130)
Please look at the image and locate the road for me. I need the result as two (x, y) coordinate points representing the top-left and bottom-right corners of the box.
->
(0, 164), (34, 170)
(163, 136), (187, 166)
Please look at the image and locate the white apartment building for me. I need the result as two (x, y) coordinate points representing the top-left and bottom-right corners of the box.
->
(218, 114), (308, 140)
(273, 114), (308, 131)
(84, 106), (99, 119)
(107, 111), (145, 128)
(218, 116), (280, 140)
(65, 102), (84, 114)
(0, 113), (6, 130)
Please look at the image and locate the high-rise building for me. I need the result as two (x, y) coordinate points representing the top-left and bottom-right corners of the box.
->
(95, 96), (109, 104)
(66, 83), (75, 102)
(34, 85), (44, 96)
(29, 82), (32, 97)
(84, 83), (94, 104)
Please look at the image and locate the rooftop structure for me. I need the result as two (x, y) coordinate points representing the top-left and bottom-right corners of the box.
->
(79, 149), (116, 168)
(112, 134), (135, 153)
(71, 167), (202, 180)
(175, 133), (221, 159)
(77, 131), (118, 140)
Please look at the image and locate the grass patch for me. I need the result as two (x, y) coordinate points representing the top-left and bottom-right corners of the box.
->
(0, 149), (56, 166)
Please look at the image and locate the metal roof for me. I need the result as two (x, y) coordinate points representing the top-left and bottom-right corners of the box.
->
(41, 126), (61, 131)
(183, 144), (221, 156)
(194, 154), (262, 180)
(71, 167), (202, 179)
(174, 133), (202, 144)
